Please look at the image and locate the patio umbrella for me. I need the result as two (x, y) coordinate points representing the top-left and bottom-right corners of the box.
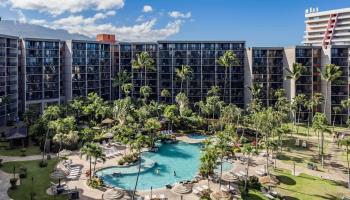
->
(259, 175), (279, 187)
(102, 118), (115, 125)
(103, 188), (124, 200)
(50, 169), (67, 186)
(172, 183), (192, 194)
(221, 172), (239, 189)
(210, 190), (231, 200)
(58, 149), (72, 157)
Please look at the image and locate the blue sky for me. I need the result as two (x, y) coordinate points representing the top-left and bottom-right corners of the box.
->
(0, 0), (349, 46)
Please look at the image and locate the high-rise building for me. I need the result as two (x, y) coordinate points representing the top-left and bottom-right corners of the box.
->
(158, 41), (245, 106)
(19, 38), (61, 114)
(0, 34), (18, 126)
(114, 42), (158, 100)
(303, 7), (350, 46)
(245, 47), (284, 107)
(64, 40), (112, 101)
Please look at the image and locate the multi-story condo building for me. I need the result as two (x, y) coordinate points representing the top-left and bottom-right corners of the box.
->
(304, 7), (350, 46)
(158, 41), (245, 106)
(284, 46), (322, 121)
(0, 34), (18, 126)
(19, 38), (60, 114)
(245, 47), (284, 107)
(114, 42), (158, 100)
(64, 40), (112, 101)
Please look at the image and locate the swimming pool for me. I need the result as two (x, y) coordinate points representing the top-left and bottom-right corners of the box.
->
(187, 133), (208, 140)
(95, 142), (233, 190)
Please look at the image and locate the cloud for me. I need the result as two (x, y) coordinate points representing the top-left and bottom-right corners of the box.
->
(169, 11), (191, 19)
(29, 13), (184, 42)
(143, 5), (153, 13)
(5, 0), (125, 16)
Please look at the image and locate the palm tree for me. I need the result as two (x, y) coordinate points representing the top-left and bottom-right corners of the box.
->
(175, 92), (189, 116)
(131, 52), (155, 86)
(319, 64), (342, 114)
(332, 106), (342, 131)
(242, 144), (258, 192)
(80, 143), (101, 179)
(217, 50), (240, 102)
(113, 70), (132, 97)
(305, 93), (324, 138)
(312, 112), (331, 167)
(144, 118), (161, 148)
(285, 62), (305, 97)
(342, 99), (350, 126)
(42, 105), (61, 161)
(199, 139), (217, 188)
(113, 97), (132, 126)
(131, 134), (149, 200)
(339, 138), (350, 189)
(175, 65), (193, 93)
(248, 83), (263, 102)
(50, 116), (76, 154)
(160, 89), (171, 102)
(121, 83), (134, 96)
(140, 85), (152, 103)
(207, 85), (221, 97)
(215, 131), (234, 190)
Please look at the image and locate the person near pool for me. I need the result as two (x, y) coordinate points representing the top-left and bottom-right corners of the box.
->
(173, 170), (176, 176)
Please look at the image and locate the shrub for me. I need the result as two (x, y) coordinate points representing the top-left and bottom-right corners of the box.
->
(87, 177), (104, 189)
(39, 160), (48, 168)
(19, 167), (27, 178)
(248, 176), (261, 190)
(200, 189), (211, 200)
(118, 153), (139, 165)
(10, 178), (18, 189)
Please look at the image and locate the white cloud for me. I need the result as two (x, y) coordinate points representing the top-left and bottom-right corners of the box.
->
(16, 9), (26, 23)
(5, 0), (125, 16)
(143, 5), (153, 13)
(169, 11), (191, 19)
(136, 15), (145, 22)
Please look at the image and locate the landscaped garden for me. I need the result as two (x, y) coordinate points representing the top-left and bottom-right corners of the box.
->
(0, 50), (350, 200)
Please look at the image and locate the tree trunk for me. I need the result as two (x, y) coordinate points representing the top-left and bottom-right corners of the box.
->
(145, 67), (147, 86)
(307, 109), (310, 139)
(266, 145), (269, 175)
(89, 156), (92, 180)
(347, 145), (350, 189)
(219, 156), (223, 190)
(321, 132), (324, 167)
(180, 80), (183, 93)
(244, 157), (249, 191)
(93, 158), (97, 172)
(133, 150), (142, 200)
(324, 82), (329, 114)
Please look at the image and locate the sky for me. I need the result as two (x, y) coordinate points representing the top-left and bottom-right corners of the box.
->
(0, 0), (349, 46)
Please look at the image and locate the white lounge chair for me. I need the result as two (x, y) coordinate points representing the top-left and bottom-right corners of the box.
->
(256, 169), (265, 176)
(302, 141), (307, 148)
(159, 194), (165, 199)
(295, 139), (300, 146)
(144, 195), (150, 200)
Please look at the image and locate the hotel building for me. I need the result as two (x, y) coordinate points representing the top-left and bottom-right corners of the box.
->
(0, 34), (18, 126)
(304, 7), (350, 46)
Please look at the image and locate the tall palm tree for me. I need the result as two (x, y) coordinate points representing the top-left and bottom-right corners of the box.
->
(175, 65), (193, 93)
(80, 143), (101, 179)
(175, 92), (189, 116)
(131, 52), (155, 86)
(248, 83), (263, 101)
(217, 50), (240, 102)
(242, 144), (258, 192)
(144, 118), (161, 148)
(131, 134), (148, 200)
(42, 105), (61, 161)
(339, 138), (350, 189)
(199, 139), (217, 188)
(332, 106), (342, 131)
(113, 97), (132, 126)
(140, 85), (152, 103)
(312, 112), (331, 167)
(341, 99), (350, 126)
(121, 83), (134, 96)
(160, 89), (171, 102)
(285, 63), (305, 96)
(319, 64), (342, 114)
(113, 70), (132, 97)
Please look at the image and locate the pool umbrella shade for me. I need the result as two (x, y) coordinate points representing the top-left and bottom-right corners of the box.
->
(50, 169), (67, 186)
(259, 175), (279, 186)
(221, 172), (239, 182)
(103, 188), (124, 200)
(102, 118), (115, 125)
(173, 183), (192, 194)
(211, 190), (231, 200)
(58, 149), (72, 157)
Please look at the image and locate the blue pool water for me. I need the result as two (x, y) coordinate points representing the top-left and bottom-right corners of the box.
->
(187, 134), (209, 140)
(96, 142), (233, 190)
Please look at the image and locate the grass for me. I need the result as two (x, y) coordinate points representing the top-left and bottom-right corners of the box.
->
(273, 169), (350, 200)
(0, 141), (41, 157)
(242, 190), (269, 200)
(0, 158), (67, 200)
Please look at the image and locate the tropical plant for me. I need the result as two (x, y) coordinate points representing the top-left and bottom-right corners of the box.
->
(242, 144), (258, 192)
(131, 51), (155, 86)
(163, 105), (179, 130)
(144, 118), (161, 148)
(248, 83), (263, 101)
(199, 139), (217, 187)
(121, 83), (134, 96)
(140, 85), (152, 103)
(80, 143), (104, 179)
(42, 105), (61, 161)
(175, 92), (189, 116)
(175, 65), (193, 92)
(319, 64), (342, 114)
(312, 112), (331, 167)
(207, 85), (221, 97)
(339, 138), (350, 189)
(332, 106), (342, 131)
(217, 50), (240, 102)
(160, 89), (171, 102)
(113, 97), (132, 126)
(113, 70), (132, 97)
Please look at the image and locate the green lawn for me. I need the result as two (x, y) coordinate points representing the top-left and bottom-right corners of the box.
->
(242, 190), (268, 200)
(0, 158), (67, 200)
(273, 169), (350, 200)
(0, 141), (41, 157)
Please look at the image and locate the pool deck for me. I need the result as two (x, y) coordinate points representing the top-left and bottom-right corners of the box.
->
(176, 135), (207, 143)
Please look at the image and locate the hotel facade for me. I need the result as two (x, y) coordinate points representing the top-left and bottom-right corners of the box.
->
(1, 7), (350, 125)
